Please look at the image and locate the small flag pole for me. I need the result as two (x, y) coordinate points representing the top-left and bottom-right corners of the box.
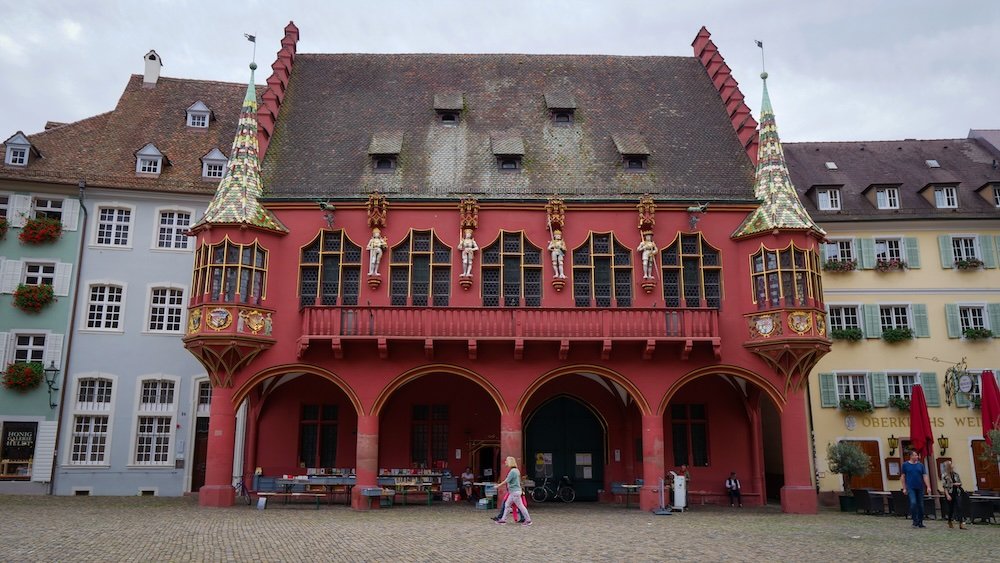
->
(244, 33), (257, 64)
(755, 40), (765, 75)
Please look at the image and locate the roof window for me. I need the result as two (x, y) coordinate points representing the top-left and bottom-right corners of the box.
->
(3, 132), (35, 166)
(135, 143), (168, 176)
(186, 101), (212, 129)
(373, 156), (397, 172)
(824, 161), (838, 170)
(926, 159), (940, 168)
(201, 148), (228, 180)
(490, 133), (525, 173)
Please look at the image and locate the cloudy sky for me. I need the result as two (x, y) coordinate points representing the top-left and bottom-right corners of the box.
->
(1, 0), (997, 142)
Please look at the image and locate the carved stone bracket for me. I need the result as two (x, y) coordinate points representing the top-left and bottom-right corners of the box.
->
(367, 275), (382, 290)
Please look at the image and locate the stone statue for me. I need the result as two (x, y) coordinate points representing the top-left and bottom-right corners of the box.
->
(367, 228), (387, 276)
(548, 230), (567, 279)
(637, 233), (658, 279)
(458, 229), (479, 277)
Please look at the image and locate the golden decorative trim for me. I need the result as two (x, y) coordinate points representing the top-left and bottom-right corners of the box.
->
(637, 194), (656, 231)
(458, 195), (479, 230)
(207, 308), (233, 331)
(816, 313), (827, 336)
(367, 191), (388, 230)
(749, 314), (780, 339)
(188, 308), (202, 334)
(545, 197), (566, 231)
(787, 310), (813, 335)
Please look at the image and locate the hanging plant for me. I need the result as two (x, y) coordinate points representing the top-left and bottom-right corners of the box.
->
(822, 259), (857, 272)
(2, 362), (43, 391)
(881, 327), (914, 343)
(888, 396), (911, 411)
(0, 216), (8, 240)
(831, 327), (863, 341)
(839, 398), (874, 414)
(13, 283), (55, 313)
(18, 216), (63, 244)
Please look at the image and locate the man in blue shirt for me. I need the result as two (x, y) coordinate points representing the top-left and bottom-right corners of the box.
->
(900, 450), (932, 528)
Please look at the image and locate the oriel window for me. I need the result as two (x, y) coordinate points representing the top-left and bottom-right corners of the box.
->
(299, 230), (363, 308)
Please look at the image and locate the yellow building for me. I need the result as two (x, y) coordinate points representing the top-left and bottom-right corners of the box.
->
(786, 135), (1000, 501)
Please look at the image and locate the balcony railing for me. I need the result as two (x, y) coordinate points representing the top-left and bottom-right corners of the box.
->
(299, 306), (721, 359)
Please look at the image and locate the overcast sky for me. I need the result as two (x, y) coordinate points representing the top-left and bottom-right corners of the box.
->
(1, 0), (997, 143)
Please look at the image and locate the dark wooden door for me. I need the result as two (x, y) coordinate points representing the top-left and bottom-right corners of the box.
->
(971, 440), (1000, 491)
(846, 440), (883, 491)
(525, 396), (604, 501)
(191, 417), (209, 492)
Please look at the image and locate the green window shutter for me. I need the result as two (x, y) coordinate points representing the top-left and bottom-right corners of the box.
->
(859, 238), (875, 269)
(819, 373), (838, 407)
(912, 304), (929, 337)
(870, 372), (889, 407)
(980, 235), (997, 269)
(938, 235), (954, 268)
(905, 237), (920, 269)
(863, 304), (882, 338)
(945, 304), (961, 338)
(988, 303), (1000, 337)
(820, 243), (829, 262)
(919, 372), (940, 407)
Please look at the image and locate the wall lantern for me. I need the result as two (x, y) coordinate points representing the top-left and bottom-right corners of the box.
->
(937, 434), (949, 456)
(887, 434), (898, 457)
(43, 361), (60, 409)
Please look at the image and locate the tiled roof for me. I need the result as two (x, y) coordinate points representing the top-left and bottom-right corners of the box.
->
(785, 138), (1000, 221)
(260, 54), (757, 201)
(543, 92), (577, 110)
(0, 76), (256, 194)
(368, 132), (404, 155)
(433, 93), (464, 111)
(733, 77), (824, 238)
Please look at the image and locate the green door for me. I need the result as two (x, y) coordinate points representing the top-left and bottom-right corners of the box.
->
(524, 396), (604, 501)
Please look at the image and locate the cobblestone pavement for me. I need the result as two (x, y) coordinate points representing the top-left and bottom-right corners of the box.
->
(0, 495), (994, 562)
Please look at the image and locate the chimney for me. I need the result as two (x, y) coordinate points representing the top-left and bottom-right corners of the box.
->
(143, 50), (162, 87)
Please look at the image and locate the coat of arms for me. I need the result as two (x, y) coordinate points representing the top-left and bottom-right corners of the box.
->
(188, 308), (202, 333)
(787, 311), (812, 335)
(207, 308), (233, 331)
(751, 314), (778, 338)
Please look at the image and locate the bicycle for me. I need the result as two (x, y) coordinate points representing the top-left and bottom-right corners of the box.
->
(530, 475), (576, 503)
(233, 476), (253, 506)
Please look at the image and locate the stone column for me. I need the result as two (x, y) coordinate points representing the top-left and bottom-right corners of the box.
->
(352, 414), (379, 510)
(780, 389), (818, 514)
(640, 413), (665, 511)
(199, 383), (236, 507)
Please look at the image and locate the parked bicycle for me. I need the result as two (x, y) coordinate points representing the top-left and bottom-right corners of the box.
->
(530, 475), (576, 503)
(233, 476), (253, 506)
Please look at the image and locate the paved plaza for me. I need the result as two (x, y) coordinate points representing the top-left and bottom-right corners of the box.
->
(0, 495), (994, 561)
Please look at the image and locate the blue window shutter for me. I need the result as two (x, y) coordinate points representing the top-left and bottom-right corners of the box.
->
(870, 372), (889, 407)
(919, 373), (940, 407)
(938, 235), (954, 268)
(987, 303), (1000, 336)
(980, 235), (997, 268)
(905, 237), (920, 269)
(863, 304), (882, 338)
(859, 238), (875, 269)
(819, 373), (838, 407)
(945, 304), (961, 338)
(912, 304), (929, 337)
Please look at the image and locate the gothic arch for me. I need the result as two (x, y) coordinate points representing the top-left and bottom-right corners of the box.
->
(657, 364), (784, 417)
(369, 364), (507, 417)
(232, 363), (364, 416)
(515, 364), (651, 416)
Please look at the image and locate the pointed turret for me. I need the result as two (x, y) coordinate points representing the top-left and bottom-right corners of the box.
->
(732, 73), (824, 239)
(193, 63), (287, 233)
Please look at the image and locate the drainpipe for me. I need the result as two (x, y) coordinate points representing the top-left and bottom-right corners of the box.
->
(48, 179), (88, 494)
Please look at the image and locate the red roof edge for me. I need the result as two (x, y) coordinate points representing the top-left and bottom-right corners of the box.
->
(691, 27), (758, 165)
(258, 21), (300, 157)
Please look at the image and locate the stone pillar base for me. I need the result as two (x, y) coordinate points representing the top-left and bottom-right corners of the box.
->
(780, 485), (817, 514)
(199, 485), (235, 507)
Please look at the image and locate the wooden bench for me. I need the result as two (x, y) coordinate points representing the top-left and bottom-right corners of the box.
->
(255, 492), (324, 509)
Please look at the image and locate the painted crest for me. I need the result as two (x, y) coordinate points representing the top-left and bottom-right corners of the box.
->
(751, 314), (778, 338)
(188, 308), (202, 333)
(816, 313), (827, 336)
(207, 307), (233, 331)
(787, 311), (812, 335)
(244, 309), (267, 334)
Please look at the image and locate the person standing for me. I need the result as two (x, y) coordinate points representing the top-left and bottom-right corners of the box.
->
(494, 456), (532, 526)
(900, 450), (932, 528)
(940, 461), (967, 530)
(461, 467), (475, 502)
(725, 471), (742, 507)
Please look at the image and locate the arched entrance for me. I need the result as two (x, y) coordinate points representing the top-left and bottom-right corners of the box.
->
(525, 395), (606, 500)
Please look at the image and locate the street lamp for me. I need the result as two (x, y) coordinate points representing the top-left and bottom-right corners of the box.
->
(937, 434), (949, 456)
(43, 361), (60, 409)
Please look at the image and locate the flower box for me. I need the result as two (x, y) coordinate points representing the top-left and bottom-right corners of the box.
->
(0, 216), (8, 240)
(18, 216), (63, 245)
(954, 258), (984, 270)
(831, 327), (863, 341)
(888, 396), (910, 411)
(962, 327), (993, 340)
(839, 398), (874, 414)
(881, 327), (913, 343)
(2, 362), (43, 391)
(874, 258), (906, 272)
(823, 259), (857, 272)
(13, 283), (55, 313)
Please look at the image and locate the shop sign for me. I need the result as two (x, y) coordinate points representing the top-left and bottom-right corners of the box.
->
(1, 422), (38, 460)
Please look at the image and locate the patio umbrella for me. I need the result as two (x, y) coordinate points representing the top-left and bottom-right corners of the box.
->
(980, 370), (1000, 445)
(909, 384), (934, 460)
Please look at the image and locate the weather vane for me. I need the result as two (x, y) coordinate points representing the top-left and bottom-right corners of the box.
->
(244, 32), (257, 64)
(755, 39), (765, 77)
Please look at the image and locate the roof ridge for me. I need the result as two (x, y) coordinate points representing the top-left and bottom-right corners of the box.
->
(295, 52), (694, 60)
(20, 110), (113, 139)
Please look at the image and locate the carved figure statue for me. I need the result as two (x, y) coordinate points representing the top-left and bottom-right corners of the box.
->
(548, 230), (567, 279)
(367, 228), (387, 276)
(458, 229), (479, 277)
(637, 233), (658, 279)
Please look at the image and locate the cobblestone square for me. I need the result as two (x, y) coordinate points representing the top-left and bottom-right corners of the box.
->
(0, 495), (994, 561)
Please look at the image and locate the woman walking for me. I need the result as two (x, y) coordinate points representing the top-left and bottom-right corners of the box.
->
(941, 461), (967, 529)
(494, 456), (532, 527)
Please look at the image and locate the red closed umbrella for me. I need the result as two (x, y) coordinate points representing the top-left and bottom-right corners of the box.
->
(980, 370), (1000, 445)
(909, 384), (934, 459)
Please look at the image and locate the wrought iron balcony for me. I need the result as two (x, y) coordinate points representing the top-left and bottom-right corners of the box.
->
(298, 306), (720, 360)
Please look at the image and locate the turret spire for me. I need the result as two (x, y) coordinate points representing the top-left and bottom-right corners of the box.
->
(732, 72), (824, 239)
(193, 63), (287, 233)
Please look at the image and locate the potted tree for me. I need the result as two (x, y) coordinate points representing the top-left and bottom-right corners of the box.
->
(827, 441), (872, 512)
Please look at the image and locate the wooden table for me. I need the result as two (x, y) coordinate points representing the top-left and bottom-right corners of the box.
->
(622, 484), (641, 508)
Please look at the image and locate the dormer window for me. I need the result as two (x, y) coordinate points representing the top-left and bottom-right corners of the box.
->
(186, 101), (212, 129)
(544, 92), (577, 127)
(926, 159), (940, 168)
(4, 132), (35, 166)
(135, 143), (167, 176)
(491, 132), (524, 173)
(439, 112), (460, 126)
(433, 93), (464, 127)
(934, 186), (958, 208)
(498, 156), (521, 171)
(373, 156), (397, 172)
(624, 156), (648, 171)
(612, 133), (650, 174)
(552, 110), (574, 125)
(875, 186), (899, 209)
(817, 187), (841, 210)
(200, 148), (228, 180)
(368, 132), (402, 174)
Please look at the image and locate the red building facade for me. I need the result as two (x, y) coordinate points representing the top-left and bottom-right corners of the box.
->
(185, 23), (829, 513)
